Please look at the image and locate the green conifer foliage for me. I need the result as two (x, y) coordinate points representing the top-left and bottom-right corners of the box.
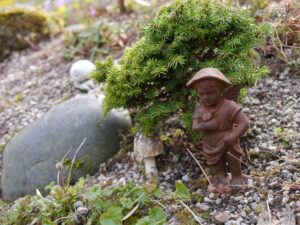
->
(92, 0), (270, 138)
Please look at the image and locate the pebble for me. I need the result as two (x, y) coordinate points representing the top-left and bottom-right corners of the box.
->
(268, 197), (274, 206)
(282, 170), (293, 179)
(204, 197), (214, 203)
(234, 196), (243, 202)
(241, 211), (246, 218)
(201, 203), (210, 211)
(282, 196), (289, 205)
(76, 207), (88, 214)
(216, 198), (222, 205)
(225, 220), (240, 225)
(251, 98), (260, 105)
(74, 201), (83, 209)
(209, 193), (214, 199)
(251, 202), (257, 210)
(182, 175), (189, 182)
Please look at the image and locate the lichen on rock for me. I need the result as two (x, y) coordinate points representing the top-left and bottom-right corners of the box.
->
(0, 6), (64, 61)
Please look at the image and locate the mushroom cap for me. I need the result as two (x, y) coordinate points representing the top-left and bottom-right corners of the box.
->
(186, 68), (231, 89)
(134, 134), (164, 162)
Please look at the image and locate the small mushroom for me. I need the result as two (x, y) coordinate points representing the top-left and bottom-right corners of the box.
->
(134, 133), (164, 180)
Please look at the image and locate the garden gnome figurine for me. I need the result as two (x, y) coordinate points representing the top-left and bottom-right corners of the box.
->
(186, 68), (249, 191)
(134, 133), (164, 181)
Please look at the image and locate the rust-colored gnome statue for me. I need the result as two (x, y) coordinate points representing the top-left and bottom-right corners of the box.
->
(187, 68), (249, 191)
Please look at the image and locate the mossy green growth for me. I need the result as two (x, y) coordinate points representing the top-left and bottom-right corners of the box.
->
(175, 208), (197, 225)
(0, 6), (63, 61)
(92, 0), (271, 138)
(63, 157), (94, 173)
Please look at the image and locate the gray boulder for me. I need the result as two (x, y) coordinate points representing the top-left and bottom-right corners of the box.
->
(1, 95), (132, 202)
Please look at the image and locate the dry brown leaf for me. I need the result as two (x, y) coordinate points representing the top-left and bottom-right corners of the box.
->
(143, 183), (157, 194)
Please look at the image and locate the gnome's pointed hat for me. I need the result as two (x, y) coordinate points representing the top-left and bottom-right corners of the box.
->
(186, 68), (231, 89)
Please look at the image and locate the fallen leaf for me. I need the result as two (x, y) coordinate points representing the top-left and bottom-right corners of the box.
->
(143, 183), (157, 194)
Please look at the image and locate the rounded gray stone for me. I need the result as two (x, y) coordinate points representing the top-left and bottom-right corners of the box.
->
(1, 96), (132, 201)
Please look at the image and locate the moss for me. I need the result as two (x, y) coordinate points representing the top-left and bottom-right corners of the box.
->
(191, 177), (208, 190)
(175, 208), (197, 225)
(0, 105), (5, 113)
(63, 157), (94, 173)
(0, 143), (5, 153)
(191, 191), (203, 203)
(15, 93), (25, 102)
(201, 211), (211, 221)
(0, 6), (64, 61)
(256, 204), (261, 214)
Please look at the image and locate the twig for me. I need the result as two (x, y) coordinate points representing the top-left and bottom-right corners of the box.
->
(186, 147), (215, 190)
(266, 194), (272, 225)
(57, 171), (60, 186)
(155, 218), (167, 225)
(281, 44), (300, 49)
(54, 216), (75, 223)
(61, 147), (73, 162)
(227, 152), (249, 167)
(133, 192), (145, 204)
(59, 171), (65, 193)
(67, 138), (86, 185)
(273, 28), (289, 63)
(179, 200), (202, 224)
(151, 199), (167, 209)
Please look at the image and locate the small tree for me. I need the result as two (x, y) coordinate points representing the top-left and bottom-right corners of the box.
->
(92, 0), (270, 138)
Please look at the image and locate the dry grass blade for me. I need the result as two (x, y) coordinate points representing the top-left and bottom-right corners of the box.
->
(179, 200), (202, 224)
(121, 203), (140, 221)
(186, 147), (215, 191)
(267, 194), (272, 225)
(67, 138), (87, 185)
(227, 152), (248, 167)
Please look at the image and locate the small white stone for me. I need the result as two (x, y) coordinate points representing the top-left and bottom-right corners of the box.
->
(216, 198), (222, 205)
(76, 207), (88, 214)
(182, 175), (189, 182)
(234, 196), (243, 202)
(282, 196), (289, 205)
(209, 193), (214, 199)
(70, 60), (96, 83)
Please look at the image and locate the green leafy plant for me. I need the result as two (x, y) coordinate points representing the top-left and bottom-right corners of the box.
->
(92, 0), (271, 138)
(274, 127), (298, 147)
(175, 181), (191, 201)
(64, 22), (120, 61)
(0, 179), (169, 225)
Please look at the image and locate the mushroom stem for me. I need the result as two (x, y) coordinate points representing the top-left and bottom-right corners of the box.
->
(144, 157), (158, 179)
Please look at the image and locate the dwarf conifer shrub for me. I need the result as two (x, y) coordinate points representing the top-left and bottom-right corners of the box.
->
(92, 0), (270, 138)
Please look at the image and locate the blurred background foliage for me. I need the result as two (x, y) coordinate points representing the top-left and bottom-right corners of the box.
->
(0, 0), (299, 63)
